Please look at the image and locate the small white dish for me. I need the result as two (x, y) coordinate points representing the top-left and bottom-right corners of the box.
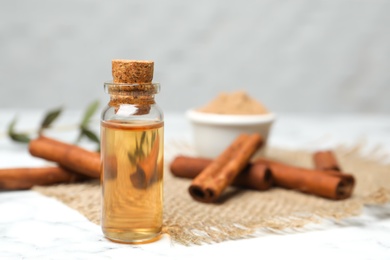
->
(186, 109), (276, 158)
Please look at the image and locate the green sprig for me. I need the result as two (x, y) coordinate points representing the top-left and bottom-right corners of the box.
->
(6, 100), (101, 151)
(7, 117), (31, 143)
(38, 107), (62, 135)
(80, 100), (100, 127)
(76, 100), (101, 151)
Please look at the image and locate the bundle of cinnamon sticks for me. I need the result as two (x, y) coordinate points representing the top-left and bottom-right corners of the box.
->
(1, 133), (356, 204)
(170, 134), (356, 203)
(0, 136), (101, 190)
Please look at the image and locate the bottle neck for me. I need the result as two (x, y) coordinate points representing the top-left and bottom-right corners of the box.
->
(104, 82), (160, 107)
(109, 93), (156, 106)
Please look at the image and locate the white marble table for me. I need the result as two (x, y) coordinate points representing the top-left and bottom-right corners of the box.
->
(1, 110), (390, 259)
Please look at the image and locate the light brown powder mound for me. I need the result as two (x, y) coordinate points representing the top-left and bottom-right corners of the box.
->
(112, 59), (154, 83)
(198, 91), (268, 115)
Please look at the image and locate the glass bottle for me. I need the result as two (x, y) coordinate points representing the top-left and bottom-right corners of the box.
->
(100, 81), (164, 244)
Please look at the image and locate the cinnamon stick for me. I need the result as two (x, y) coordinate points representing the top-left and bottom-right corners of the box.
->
(0, 167), (87, 190)
(313, 150), (341, 171)
(170, 155), (273, 191)
(255, 158), (355, 200)
(188, 133), (264, 203)
(28, 136), (101, 178)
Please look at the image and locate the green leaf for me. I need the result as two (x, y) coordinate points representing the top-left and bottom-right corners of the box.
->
(7, 117), (31, 143)
(7, 117), (17, 134)
(151, 130), (156, 144)
(80, 100), (100, 127)
(9, 133), (31, 143)
(140, 131), (146, 147)
(39, 107), (62, 131)
(81, 127), (100, 144)
(79, 126), (101, 152)
(128, 152), (136, 165)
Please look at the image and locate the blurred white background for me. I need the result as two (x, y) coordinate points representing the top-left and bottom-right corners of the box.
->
(1, 0), (389, 114)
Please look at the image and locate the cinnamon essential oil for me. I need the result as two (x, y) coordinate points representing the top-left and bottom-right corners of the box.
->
(101, 120), (163, 242)
(101, 60), (164, 243)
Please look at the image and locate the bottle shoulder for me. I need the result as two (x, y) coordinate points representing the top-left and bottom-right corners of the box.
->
(102, 103), (163, 122)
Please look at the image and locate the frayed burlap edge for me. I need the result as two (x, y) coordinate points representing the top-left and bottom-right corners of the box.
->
(34, 141), (390, 246)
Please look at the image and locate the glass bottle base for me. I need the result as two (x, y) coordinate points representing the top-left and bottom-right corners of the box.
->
(103, 228), (162, 244)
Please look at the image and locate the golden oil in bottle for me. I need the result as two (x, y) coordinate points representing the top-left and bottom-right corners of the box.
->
(101, 120), (164, 243)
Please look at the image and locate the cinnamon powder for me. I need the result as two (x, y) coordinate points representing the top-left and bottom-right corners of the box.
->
(197, 91), (268, 115)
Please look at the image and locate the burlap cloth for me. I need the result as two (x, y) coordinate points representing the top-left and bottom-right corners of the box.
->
(34, 141), (390, 245)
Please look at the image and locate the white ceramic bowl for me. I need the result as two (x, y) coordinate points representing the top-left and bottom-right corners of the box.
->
(186, 109), (276, 158)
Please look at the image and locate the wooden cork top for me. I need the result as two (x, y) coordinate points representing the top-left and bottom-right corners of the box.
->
(112, 60), (154, 83)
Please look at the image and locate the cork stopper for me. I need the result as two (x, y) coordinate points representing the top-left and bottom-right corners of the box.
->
(112, 60), (154, 83)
